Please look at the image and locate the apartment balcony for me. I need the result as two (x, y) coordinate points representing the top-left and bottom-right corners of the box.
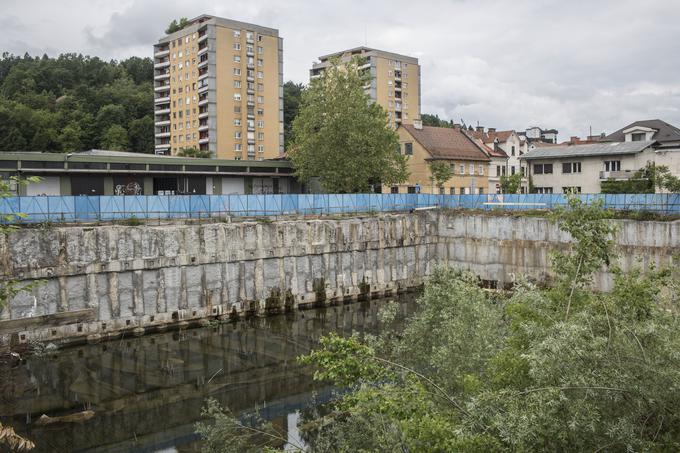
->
(394, 104), (402, 112)
(197, 84), (209, 94)
(154, 60), (170, 69)
(198, 72), (209, 81)
(246, 37), (254, 44)
(155, 131), (171, 138)
(154, 84), (170, 92)
(154, 108), (171, 115)
(154, 96), (170, 104)
(600, 170), (635, 180)
(197, 46), (208, 57)
(154, 49), (170, 58)
(154, 72), (170, 80)
(198, 111), (209, 119)
(197, 58), (208, 68)
(198, 98), (209, 106)
(155, 119), (171, 126)
(358, 62), (371, 70)
(155, 142), (171, 148)
(198, 124), (209, 132)
(197, 33), (208, 43)
(198, 137), (210, 144)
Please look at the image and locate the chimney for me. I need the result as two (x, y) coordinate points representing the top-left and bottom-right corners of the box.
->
(476, 126), (484, 132)
(453, 123), (461, 130)
(413, 119), (423, 130)
(488, 127), (496, 134)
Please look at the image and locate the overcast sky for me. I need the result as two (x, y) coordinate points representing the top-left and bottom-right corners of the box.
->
(2, 0), (680, 139)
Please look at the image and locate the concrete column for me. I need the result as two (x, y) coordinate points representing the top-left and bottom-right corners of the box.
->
(143, 176), (153, 195)
(59, 176), (71, 196)
(212, 176), (222, 195)
(103, 176), (114, 195)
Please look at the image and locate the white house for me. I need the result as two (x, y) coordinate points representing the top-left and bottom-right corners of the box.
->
(520, 141), (657, 194)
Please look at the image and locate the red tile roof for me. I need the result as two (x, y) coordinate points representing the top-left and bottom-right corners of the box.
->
(470, 130), (514, 144)
(402, 125), (490, 161)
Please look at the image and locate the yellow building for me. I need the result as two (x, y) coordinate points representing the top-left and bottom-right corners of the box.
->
(387, 122), (491, 194)
(310, 46), (420, 128)
(153, 15), (283, 160)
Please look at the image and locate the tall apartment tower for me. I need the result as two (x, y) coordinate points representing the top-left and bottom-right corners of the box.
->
(310, 47), (420, 128)
(153, 15), (283, 160)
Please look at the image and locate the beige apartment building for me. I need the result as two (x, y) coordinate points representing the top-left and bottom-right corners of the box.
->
(153, 15), (283, 160)
(311, 46), (420, 128)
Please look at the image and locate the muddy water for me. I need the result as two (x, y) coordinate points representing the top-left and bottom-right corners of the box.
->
(0, 294), (418, 452)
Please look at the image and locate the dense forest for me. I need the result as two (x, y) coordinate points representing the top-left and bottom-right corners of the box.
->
(0, 53), (154, 153)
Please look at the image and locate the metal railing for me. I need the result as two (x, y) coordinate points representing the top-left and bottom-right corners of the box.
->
(1, 193), (679, 224)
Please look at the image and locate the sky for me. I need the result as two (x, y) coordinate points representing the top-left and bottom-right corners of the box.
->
(2, 0), (680, 140)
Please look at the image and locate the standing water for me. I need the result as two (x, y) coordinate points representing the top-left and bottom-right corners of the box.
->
(0, 294), (418, 452)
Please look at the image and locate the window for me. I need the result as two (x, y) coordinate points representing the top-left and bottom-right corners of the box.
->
(234, 55), (241, 62)
(449, 187), (455, 195)
(460, 164), (465, 175)
(478, 187), (484, 195)
(246, 32), (254, 41)
(257, 71), (263, 79)
(234, 143), (242, 151)
(234, 43), (241, 50)
(257, 46), (263, 53)
(257, 96), (263, 103)
(469, 163), (475, 175)
(234, 93), (241, 101)
(511, 145), (516, 156)
(631, 132), (645, 141)
(257, 120), (264, 128)
(234, 68), (241, 76)
(257, 108), (264, 115)
(478, 165), (484, 176)
(235, 131), (242, 139)
(562, 186), (582, 194)
(562, 162), (581, 174)
(604, 160), (621, 172)
(460, 187), (466, 194)
(258, 35), (263, 42)
(391, 186), (399, 194)
(533, 163), (553, 174)
(439, 187), (445, 195)
(257, 59), (263, 67)
(404, 142), (413, 155)
(258, 145), (264, 153)
(407, 186), (416, 194)
(496, 165), (501, 177)
(234, 119), (241, 126)
(234, 80), (241, 88)
(258, 83), (264, 91)
(258, 132), (264, 140)
(534, 187), (554, 194)
(511, 166), (516, 175)
(233, 31), (241, 38)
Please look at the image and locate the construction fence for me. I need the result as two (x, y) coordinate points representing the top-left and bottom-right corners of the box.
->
(1, 193), (679, 223)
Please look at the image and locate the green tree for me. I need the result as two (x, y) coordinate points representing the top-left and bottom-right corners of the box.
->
(59, 123), (83, 151)
(500, 172), (521, 194)
(128, 116), (154, 153)
(165, 17), (190, 34)
(428, 160), (453, 192)
(177, 147), (211, 158)
(100, 124), (128, 151)
(422, 113), (452, 128)
(289, 57), (409, 193)
(655, 165), (680, 193)
(283, 81), (304, 150)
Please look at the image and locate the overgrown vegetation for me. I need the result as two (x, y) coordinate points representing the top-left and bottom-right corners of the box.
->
(601, 163), (680, 194)
(165, 17), (190, 35)
(499, 172), (522, 194)
(289, 57), (409, 193)
(177, 147), (212, 158)
(198, 195), (680, 452)
(283, 81), (304, 150)
(0, 53), (154, 153)
(428, 160), (453, 192)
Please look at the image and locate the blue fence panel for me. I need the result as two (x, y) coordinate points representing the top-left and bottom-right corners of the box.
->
(47, 196), (75, 222)
(190, 195), (211, 218)
(280, 194), (298, 214)
(74, 196), (100, 221)
(19, 196), (49, 222)
(100, 196), (124, 220)
(147, 195), (171, 219)
(168, 195), (191, 218)
(124, 196), (149, 219)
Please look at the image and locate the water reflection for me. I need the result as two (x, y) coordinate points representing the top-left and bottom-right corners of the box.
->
(0, 294), (418, 452)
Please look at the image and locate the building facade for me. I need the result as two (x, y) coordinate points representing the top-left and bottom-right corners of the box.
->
(521, 141), (657, 194)
(0, 150), (297, 196)
(154, 15), (283, 160)
(470, 127), (527, 192)
(388, 122), (490, 194)
(311, 46), (420, 128)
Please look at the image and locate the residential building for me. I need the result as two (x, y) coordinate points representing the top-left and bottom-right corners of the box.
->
(604, 119), (680, 181)
(388, 121), (490, 194)
(469, 135), (508, 194)
(520, 141), (656, 194)
(153, 15), (283, 160)
(310, 46), (420, 128)
(0, 150), (297, 196)
(523, 126), (559, 144)
(470, 127), (527, 192)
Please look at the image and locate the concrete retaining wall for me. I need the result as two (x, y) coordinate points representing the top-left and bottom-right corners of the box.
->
(1, 212), (678, 348)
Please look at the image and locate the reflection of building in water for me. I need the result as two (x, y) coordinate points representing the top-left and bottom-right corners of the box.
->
(0, 296), (416, 452)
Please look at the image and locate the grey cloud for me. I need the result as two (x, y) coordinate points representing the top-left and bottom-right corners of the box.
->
(1, 0), (679, 138)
